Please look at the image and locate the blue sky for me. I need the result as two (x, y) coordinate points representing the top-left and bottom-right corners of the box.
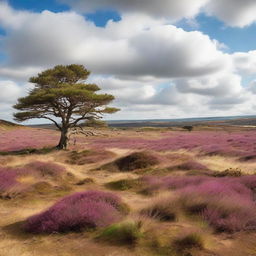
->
(0, 0), (256, 122)
(5, 0), (256, 53)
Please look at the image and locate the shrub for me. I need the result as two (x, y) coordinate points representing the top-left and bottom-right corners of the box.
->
(24, 190), (129, 233)
(0, 167), (28, 198)
(142, 175), (256, 232)
(25, 161), (66, 179)
(178, 181), (256, 232)
(172, 232), (204, 252)
(115, 152), (159, 172)
(97, 220), (143, 245)
(182, 126), (194, 132)
(213, 168), (242, 177)
(0, 168), (18, 192)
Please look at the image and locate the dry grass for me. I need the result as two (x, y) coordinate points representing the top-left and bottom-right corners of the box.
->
(1, 126), (256, 255)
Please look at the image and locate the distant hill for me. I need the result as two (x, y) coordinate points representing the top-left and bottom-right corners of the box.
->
(0, 120), (21, 127)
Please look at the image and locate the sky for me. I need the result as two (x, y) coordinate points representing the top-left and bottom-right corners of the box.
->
(1, 0), (256, 122)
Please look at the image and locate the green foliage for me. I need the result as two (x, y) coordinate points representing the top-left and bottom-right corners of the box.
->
(13, 64), (119, 149)
(97, 221), (143, 245)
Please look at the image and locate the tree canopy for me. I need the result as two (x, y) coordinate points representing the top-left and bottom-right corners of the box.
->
(13, 64), (119, 149)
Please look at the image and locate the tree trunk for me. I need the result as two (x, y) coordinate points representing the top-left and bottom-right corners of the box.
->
(57, 128), (68, 150)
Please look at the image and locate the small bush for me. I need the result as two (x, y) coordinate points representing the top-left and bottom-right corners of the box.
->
(213, 168), (242, 177)
(97, 221), (143, 245)
(0, 167), (28, 198)
(24, 190), (128, 233)
(115, 152), (159, 172)
(0, 168), (19, 192)
(172, 232), (204, 252)
(182, 126), (194, 132)
(141, 175), (256, 233)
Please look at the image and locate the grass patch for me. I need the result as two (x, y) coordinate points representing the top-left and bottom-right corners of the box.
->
(0, 147), (55, 156)
(66, 150), (115, 165)
(105, 179), (140, 191)
(172, 232), (204, 253)
(75, 178), (94, 186)
(140, 198), (177, 222)
(97, 220), (144, 245)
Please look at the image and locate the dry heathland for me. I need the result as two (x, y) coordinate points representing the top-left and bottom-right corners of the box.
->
(1, 123), (256, 256)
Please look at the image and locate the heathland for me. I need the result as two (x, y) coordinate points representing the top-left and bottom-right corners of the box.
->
(1, 120), (256, 256)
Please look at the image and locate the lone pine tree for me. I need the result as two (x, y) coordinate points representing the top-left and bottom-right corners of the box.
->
(13, 64), (119, 149)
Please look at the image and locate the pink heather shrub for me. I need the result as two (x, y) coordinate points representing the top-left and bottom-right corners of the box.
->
(201, 205), (255, 233)
(24, 190), (128, 233)
(142, 175), (256, 232)
(24, 161), (66, 178)
(91, 131), (256, 157)
(0, 168), (19, 192)
(0, 167), (30, 197)
(0, 128), (58, 152)
(141, 175), (209, 193)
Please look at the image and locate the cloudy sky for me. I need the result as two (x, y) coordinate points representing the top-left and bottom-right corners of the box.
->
(1, 0), (256, 122)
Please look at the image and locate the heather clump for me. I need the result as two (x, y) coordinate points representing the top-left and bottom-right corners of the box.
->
(142, 175), (256, 232)
(0, 168), (20, 195)
(24, 190), (129, 233)
(92, 131), (256, 157)
(0, 167), (29, 198)
(114, 152), (159, 172)
(141, 175), (209, 194)
(0, 128), (58, 152)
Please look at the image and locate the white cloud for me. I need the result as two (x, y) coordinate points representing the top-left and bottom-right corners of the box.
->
(232, 51), (256, 75)
(61, 0), (256, 27)
(205, 0), (256, 28)
(0, 4), (229, 80)
(60, 0), (209, 21)
(0, 66), (41, 81)
(0, 2), (255, 121)
(0, 80), (22, 103)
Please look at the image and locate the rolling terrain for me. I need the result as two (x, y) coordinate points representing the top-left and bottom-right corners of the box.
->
(1, 121), (256, 256)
